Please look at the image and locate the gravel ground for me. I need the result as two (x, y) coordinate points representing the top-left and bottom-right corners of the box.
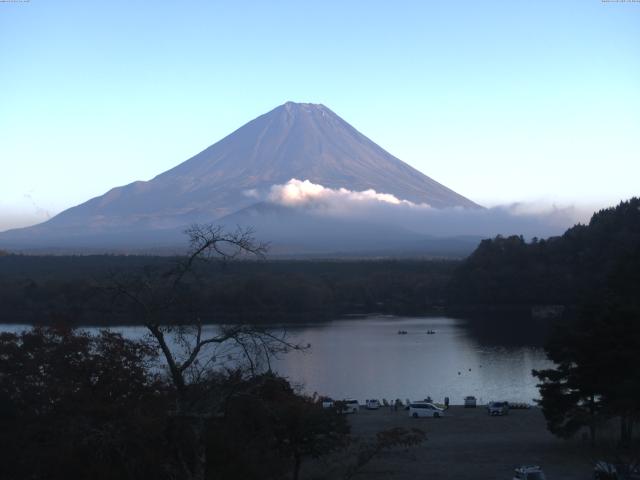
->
(306, 406), (595, 480)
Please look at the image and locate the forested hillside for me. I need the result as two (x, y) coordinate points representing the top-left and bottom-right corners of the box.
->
(447, 197), (640, 307)
(3, 198), (638, 325)
(0, 256), (456, 325)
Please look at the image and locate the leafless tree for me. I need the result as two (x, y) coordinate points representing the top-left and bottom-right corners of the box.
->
(110, 224), (303, 480)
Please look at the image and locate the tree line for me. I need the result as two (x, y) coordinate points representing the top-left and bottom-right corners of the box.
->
(0, 255), (456, 326)
(533, 243), (640, 448)
(447, 198), (640, 308)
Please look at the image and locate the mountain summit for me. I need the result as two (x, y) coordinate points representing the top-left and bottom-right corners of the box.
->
(1, 102), (480, 250)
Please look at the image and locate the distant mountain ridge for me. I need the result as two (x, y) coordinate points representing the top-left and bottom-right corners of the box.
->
(0, 101), (480, 252)
(216, 200), (482, 257)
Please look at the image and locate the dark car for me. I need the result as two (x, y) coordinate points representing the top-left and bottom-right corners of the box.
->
(487, 401), (509, 416)
(513, 465), (546, 480)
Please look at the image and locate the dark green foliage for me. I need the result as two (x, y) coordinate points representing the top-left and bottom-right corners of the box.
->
(533, 240), (640, 445)
(533, 318), (606, 443)
(0, 327), (168, 480)
(0, 258), (457, 325)
(448, 198), (640, 307)
(207, 373), (350, 480)
(0, 328), (354, 480)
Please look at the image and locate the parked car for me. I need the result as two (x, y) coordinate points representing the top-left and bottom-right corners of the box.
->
(340, 399), (360, 414)
(409, 402), (444, 418)
(513, 465), (546, 480)
(594, 460), (640, 480)
(487, 401), (510, 416)
(365, 399), (381, 410)
(464, 396), (477, 408)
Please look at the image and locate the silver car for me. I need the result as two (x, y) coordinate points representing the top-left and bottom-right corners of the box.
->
(409, 402), (444, 418)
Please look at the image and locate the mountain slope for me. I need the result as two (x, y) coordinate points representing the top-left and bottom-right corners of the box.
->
(216, 201), (482, 257)
(1, 101), (479, 250)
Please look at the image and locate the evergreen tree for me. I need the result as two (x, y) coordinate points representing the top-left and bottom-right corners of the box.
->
(534, 244), (640, 446)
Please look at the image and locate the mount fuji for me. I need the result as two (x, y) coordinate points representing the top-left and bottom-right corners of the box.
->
(1, 102), (481, 254)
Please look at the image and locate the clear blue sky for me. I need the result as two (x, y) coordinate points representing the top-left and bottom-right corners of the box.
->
(1, 0), (638, 231)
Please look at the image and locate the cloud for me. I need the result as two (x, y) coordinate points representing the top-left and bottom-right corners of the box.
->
(242, 188), (259, 199)
(268, 178), (429, 210)
(265, 179), (590, 239)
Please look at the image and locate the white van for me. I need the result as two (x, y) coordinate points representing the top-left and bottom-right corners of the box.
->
(409, 402), (444, 418)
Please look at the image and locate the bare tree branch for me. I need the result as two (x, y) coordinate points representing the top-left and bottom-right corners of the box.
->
(105, 223), (303, 480)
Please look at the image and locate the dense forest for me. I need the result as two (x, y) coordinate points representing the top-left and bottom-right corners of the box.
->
(1, 198), (638, 326)
(447, 198), (640, 308)
(531, 207), (640, 449)
(0, 255), (456, 325)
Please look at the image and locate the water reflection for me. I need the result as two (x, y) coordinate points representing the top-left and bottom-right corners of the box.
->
(272, 316), (552, 404)
(0, 316), (552, 404)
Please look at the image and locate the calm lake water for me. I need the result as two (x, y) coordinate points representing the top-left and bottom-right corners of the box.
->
(275, 316), (552, 405)
(2, 315), (552, 405)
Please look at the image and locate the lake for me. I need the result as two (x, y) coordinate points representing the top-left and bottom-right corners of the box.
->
(274, 316), (552, 405)
(1, 315), (552, 405)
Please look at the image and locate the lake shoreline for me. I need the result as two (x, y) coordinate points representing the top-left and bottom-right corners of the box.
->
(1, 316), (553, 404)
(0, 304), (561, 327)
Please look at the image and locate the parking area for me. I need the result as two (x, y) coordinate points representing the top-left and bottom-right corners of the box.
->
(309, 406), (594, 480)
